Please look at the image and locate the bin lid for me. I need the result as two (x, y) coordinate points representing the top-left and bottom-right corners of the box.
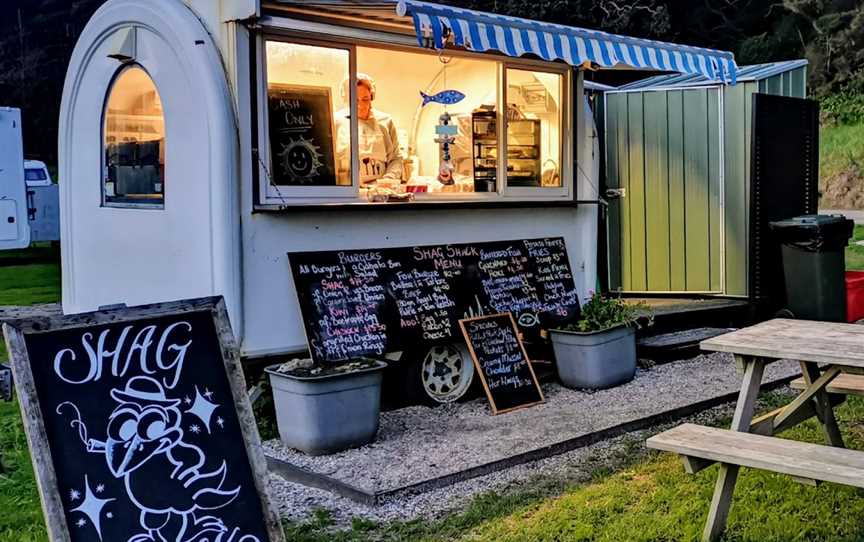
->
(768, 214), (854, 240)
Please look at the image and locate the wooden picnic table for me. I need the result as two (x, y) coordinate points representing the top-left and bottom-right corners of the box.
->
(647, 318), (864, 542)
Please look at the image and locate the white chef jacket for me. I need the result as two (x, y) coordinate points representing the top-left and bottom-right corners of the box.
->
(335, 108), (404, 183)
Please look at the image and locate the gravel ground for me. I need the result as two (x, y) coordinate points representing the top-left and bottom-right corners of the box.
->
(269, 385), (798, 527)
(264, 352), (800, 494)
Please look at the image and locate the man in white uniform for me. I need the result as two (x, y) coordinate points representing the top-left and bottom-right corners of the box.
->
(336, 73), (403, 185)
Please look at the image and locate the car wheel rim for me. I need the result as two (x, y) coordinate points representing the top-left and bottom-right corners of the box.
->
(421, 343), (474, 403)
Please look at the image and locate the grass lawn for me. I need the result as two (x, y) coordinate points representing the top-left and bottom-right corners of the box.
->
(4, 250), (864, 540)
(0, 250), (60, 542)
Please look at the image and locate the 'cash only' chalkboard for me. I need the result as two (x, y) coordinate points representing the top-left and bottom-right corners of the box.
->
(459, 313), (544, 414)
(1, 297), (284, 542)
(267, 84), (338, 186)
(288, 237), (581, 365)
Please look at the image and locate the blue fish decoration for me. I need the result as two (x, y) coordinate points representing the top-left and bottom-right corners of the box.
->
(421, 89), (466, 106)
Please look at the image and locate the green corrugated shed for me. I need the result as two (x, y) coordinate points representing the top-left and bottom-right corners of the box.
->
(604, 60), (808, 297)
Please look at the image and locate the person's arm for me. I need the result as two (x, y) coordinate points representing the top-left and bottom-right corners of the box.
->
(381, 118), (404, 181)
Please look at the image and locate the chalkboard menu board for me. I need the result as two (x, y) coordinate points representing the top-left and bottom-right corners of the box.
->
(460, 313), (544, 414)
(267, 84), (338, 186)
(2, 298), (284, 542)
(288, 237), (580, 364)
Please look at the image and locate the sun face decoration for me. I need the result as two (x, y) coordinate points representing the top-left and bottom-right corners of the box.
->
(278, 137), (323, 183)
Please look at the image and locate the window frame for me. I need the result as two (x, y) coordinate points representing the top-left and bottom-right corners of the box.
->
(101, 63), (167, 210)
(258, 37), (360, 202)
(501, 64), (570, 200)
(256, 24), (574, 207)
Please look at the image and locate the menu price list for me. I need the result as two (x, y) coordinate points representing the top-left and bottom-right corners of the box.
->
(460, 313), (544, 414)
(289, 237), (580, 364)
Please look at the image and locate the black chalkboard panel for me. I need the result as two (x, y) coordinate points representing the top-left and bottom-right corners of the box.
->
(288, 237), (581, 365)
(2, 298), (283, 542)
(460, 313), (544, 414)
(267, 84), (338, 186)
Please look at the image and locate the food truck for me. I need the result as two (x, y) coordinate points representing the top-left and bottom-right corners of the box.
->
(59, 0), (738, 403)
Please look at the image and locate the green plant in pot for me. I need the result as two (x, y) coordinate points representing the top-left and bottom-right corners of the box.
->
(550, 293), (651, 390)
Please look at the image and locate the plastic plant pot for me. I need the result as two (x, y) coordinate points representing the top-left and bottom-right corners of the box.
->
(265, 359), (387, 456)
(550, 325), (636, 390)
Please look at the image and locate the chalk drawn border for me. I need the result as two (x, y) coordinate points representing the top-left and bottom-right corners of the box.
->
(2, 296), (285, 542)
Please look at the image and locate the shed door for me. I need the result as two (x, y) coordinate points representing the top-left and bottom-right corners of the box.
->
(606, 88), (723, 294)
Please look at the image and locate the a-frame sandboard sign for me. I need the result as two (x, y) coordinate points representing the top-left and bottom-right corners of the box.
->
(2, 296), (284, 542)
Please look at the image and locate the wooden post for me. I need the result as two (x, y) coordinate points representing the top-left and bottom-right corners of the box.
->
(799, 361), (845, 448)
(702, 355), (765, 542)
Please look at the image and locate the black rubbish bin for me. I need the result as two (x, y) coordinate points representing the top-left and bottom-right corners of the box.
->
(768, 214), (854, 322)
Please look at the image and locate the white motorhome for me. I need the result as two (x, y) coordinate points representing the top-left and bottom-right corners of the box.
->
(60, 0), (737, 401)
(0, 107), (31, 251)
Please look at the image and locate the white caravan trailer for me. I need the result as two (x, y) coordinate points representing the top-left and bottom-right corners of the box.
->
(0, 107), (30, 251)
(60, 0), (737, 401)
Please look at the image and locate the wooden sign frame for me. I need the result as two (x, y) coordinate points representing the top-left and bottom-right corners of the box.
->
(459, 313), (545, 415)
(2, 296), (285, 542)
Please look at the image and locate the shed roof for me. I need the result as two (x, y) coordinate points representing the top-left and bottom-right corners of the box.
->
(615, 59), (808, 91)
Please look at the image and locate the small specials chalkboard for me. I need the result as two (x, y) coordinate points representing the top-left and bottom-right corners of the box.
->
(2, 297), (284, 542)
(267, 83), (338, 186)
(459, 313), (544, 415)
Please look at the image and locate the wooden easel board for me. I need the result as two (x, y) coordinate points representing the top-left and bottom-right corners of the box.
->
(459, 313), (544, 415)
(2, 297), (284, 542)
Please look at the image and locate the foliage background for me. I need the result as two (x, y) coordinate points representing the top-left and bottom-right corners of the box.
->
(1, 0), (862, 160)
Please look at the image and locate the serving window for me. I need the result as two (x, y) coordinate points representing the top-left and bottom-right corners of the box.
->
(259, 36), (571, 206)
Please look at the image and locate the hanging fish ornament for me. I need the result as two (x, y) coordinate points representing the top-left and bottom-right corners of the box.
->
(421, 89), (466, 107)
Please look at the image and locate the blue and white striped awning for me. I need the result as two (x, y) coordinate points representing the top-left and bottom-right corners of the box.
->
(395, 0), (738, 84)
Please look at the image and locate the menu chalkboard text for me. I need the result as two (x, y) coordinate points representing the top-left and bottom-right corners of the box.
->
(460, 313), (544, 414)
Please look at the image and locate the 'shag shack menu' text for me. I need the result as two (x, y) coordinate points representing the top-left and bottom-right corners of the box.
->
(3, 298), (283, 542)
(289, 237), (580, 364)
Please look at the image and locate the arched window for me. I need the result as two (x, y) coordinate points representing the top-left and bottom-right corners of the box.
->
(103, 66), (165, 207)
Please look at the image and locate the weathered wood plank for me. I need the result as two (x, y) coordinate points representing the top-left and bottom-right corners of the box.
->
(700, 356), (765, 542)
(799, 362), (845, 448)
(773, 366), (841, 430)
(791, 373), (864, 396)
(647, 423), (864, 489)
(702, 319), (864, 368)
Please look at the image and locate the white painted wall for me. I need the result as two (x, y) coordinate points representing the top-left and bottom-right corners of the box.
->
(59, 0), (241, 327)
(62, 1), (599, 358)
(241, 206), (598, 357)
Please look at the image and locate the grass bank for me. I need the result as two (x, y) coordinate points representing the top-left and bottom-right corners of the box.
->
(820, 121), (864, 209)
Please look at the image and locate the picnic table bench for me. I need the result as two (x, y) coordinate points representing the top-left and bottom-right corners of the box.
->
(647, 319), (864, 542)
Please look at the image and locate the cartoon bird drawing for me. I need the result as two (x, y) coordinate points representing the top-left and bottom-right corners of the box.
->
(62, 376), (241, 542)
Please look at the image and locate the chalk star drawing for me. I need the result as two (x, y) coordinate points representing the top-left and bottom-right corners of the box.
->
(76, 518), (87, 527)
(69, 489), (80, 501)
(190, 424), (201, 434)
(106, 512), (113, 519)
(95, 483), (105, 493)
(216, 417), (225, 429)
(70, 475), (115, 541)
(184, 396), (192, 405)
(204, 388), (214, 400)
(186, 386), (218, 433)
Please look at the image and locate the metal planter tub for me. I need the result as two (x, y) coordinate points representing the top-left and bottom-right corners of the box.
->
(266, 360), (387, 456)
(550, 325), (637, 390)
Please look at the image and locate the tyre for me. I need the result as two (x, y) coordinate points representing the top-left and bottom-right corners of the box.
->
(420, 343), (475, 404)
